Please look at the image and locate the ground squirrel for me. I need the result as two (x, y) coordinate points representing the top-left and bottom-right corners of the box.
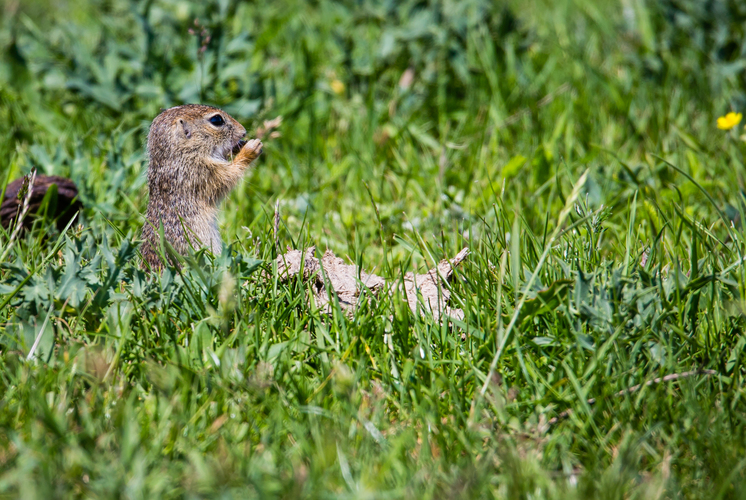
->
(140, 104), (263, 270)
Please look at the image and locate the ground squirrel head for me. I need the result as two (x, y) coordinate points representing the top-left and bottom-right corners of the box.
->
(146, 104), (248, 203)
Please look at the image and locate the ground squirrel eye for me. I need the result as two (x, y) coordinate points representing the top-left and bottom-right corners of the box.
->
(208, 115), (225, 127)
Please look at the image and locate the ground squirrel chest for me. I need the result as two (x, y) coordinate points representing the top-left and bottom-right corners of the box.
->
(139, 104), (263, 271)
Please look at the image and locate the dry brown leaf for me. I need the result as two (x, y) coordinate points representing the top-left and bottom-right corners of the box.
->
(272, 246), (469, 321)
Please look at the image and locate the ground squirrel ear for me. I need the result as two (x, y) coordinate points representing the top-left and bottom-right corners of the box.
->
(179, 118), (191, 139)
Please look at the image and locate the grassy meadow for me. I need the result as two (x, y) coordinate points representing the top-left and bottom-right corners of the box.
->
(2, 0), (746, 497)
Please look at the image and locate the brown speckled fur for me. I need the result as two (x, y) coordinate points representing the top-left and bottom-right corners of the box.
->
(140, 104), (262, 271)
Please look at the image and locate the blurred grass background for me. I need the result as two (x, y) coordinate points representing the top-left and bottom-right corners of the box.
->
(2, 0), (746, 497)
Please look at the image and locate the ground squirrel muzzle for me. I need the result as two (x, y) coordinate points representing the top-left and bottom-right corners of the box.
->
(140, 104), (263, 271)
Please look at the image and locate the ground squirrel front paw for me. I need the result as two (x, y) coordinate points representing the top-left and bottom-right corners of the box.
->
(243, 139), (263, 160)
(233, 138), (263, 167)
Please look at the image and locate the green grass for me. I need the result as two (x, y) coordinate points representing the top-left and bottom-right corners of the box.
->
(2, 0), (746, 497)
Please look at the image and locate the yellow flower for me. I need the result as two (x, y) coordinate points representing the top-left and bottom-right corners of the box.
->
(330, 79), (345, 95)
(717, 112), (742, 130)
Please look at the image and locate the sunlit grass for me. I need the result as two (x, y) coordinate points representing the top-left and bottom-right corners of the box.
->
(1, 0), (746, 497)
